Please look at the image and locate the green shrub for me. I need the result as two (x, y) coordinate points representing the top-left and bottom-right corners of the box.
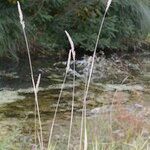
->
(0, 0), (150, 58)
(0, 0), (32, 60)
(48, 0), (150, 51)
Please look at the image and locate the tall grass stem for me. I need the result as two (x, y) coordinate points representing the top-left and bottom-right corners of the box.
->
(17, 1), (43, 149)
(82, 0), (112, 149)
(48, 31), (75, 149)
(66, 31), (76, 150)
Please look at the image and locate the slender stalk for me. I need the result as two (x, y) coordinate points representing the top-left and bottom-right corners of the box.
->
(48, 31), (74, 148)
(22, 18), (44, 150)
(22, 16), (43, 150)
(48, 31), (75, 150)
(67, 60), (76, 150)
(82, 0), (112, 149)
(17, 2), (43, 149)
(79, 57), (91, 150)
(83, 9), (107, 112)
(79, 89), (87, 150)
(79, 107), (84, 150)
(63, 31), (76, 150)
(84, 115), (87, 150)
(82, 11), (107, 150)
(47, 73), (68, 149)
(34, 101), (37, 146)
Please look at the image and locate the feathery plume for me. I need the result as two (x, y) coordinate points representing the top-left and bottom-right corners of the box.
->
(106, 0), (112, 12)
(17, 1), (25, 29)
(65, 31), (75, 61)
(66, 50), (72, 73)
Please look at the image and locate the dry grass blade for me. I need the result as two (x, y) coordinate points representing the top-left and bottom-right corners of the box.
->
(47, 72), (68, 149)
(84, 127), (87, 150)
(82, 0), (113, 149)
(66, 50), (72, 73)
(106, 0), (113, 12)
(65, 31), (75, 61)
(36, 74), (41, 92)
(47, 31), (74, 149)
(17, 1), (43, 149)
(79, 56), (92, 150)
(65, 31), (76, 150)
(140, 137), (150, 150)
(17, 1), (25, 29)
(79, 109), (84, 150)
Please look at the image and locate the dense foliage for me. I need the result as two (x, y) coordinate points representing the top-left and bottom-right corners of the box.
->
(0, 0), (150, 59)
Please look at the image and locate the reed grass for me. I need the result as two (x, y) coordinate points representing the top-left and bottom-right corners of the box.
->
(81, 0), (113, 149)
(47, 65), (68, 149)
(65, 31), (76, 150)
(17, 1), (43, 149)
(47, 31), (76, 149)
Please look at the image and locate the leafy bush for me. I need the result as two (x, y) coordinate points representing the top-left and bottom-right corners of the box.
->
(0, 0), (33, 59)
(0, 0), (150, 58)
(49, 0), (150, 51)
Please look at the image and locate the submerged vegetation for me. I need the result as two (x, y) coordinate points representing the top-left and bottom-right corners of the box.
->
(0, 0), (150, 59)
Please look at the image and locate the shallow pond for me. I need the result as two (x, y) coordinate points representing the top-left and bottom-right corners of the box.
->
(0, 52), (150, 149)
